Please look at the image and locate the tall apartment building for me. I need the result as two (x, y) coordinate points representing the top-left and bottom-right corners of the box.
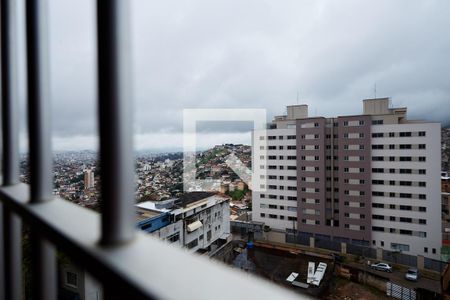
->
(84, 169), (95, 190)
(252, 98), (441, 259)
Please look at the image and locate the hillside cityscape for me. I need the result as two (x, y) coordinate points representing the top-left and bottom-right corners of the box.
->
(2, 1), (450, 299)
(16, 120), (450, 299)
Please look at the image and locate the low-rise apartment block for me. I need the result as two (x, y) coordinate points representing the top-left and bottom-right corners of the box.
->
(136, 192), (231, 253)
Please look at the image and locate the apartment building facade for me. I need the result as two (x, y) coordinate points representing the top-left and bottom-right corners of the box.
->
(136, 192), (231, 253)
(252, 98), (441, 259)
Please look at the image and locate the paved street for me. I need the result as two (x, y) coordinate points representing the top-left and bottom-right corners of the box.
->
(346, 261), (441, 293)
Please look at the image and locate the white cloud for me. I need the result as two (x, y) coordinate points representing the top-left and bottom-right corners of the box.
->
(15, 0), (450, 152)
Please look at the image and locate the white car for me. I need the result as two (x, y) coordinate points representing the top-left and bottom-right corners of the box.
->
(405, 268), (419, 281)
(370, 262), (393, 272)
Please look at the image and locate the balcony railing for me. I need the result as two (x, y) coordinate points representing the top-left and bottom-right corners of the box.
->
(0, 0), (302, 299)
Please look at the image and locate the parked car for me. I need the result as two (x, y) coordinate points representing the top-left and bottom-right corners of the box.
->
(405, 268), (419, 281)
(331, 253), (344, 263)
(370, 262), (393, 272)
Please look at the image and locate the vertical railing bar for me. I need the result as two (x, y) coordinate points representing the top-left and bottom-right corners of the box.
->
(1, 0), (22, 299)
(26, 0), (52, 203)
(30, 234), (56, 300)
(1, 0), (20, 186)
(25, 0), (56, 299)
(97, 0), (135, 246)
(3, 211), (21, 300)
(0, 204), (4, 300)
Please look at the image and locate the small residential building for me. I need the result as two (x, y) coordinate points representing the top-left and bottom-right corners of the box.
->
(236, 180), (246, 191)
(136, 192), (231, 253)
(219, 184), (229, 194)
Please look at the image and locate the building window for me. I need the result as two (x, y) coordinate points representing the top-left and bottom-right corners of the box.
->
(432, 248), (436, 254)
(391, 243), (410, 251)
(399, 132), (412, 137)
(65, 271), (78, 288)
(167, 232), (180, 243)
(187, 239), (198, 249)
(399, 229), (412, 235)
(424, 247), (428, 253)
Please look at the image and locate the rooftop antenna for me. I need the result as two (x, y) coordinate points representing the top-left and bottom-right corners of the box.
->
(374, 83), (377, 99)
(296, 90), (299, 104)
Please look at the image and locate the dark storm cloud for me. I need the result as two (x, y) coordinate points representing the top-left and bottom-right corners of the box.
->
(16, 0), (450, 150)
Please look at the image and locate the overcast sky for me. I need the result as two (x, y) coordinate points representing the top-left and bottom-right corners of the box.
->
(15, 0), (450, 151)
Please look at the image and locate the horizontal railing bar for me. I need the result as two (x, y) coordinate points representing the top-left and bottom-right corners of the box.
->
(0, 183), (304, 300)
